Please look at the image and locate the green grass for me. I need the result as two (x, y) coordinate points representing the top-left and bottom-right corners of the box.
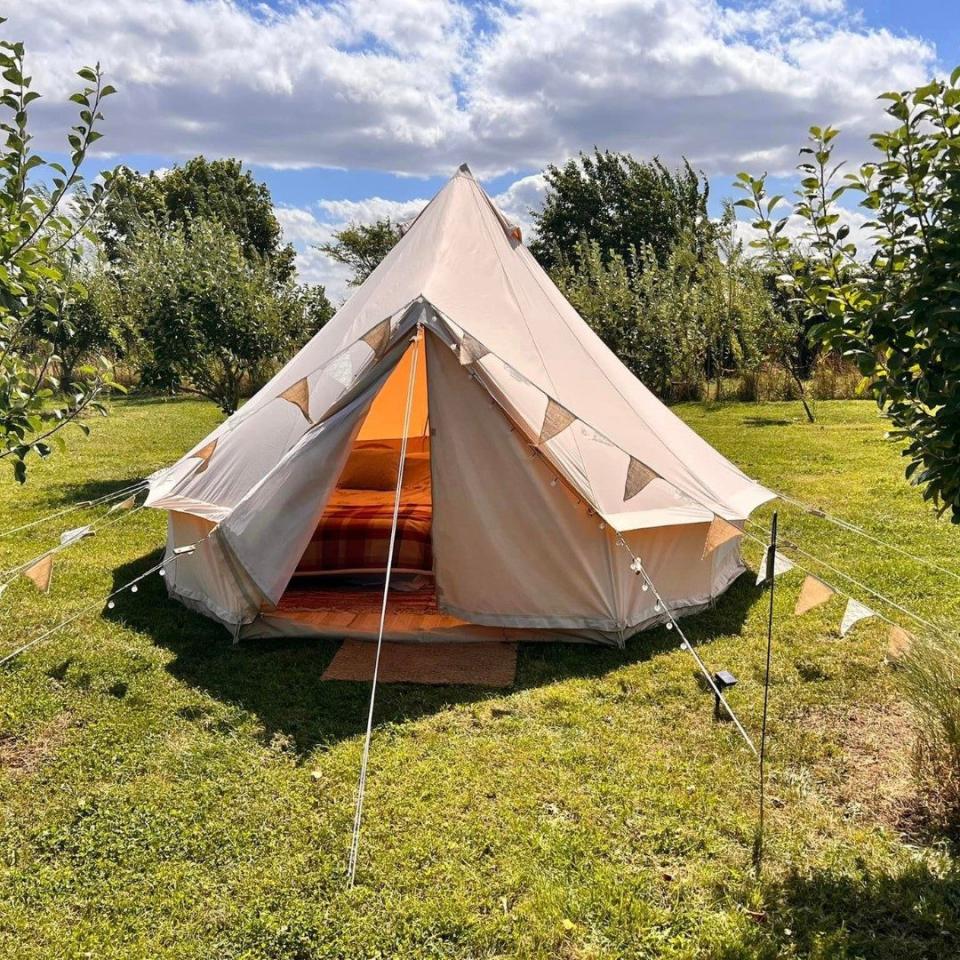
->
(1, 397), (959, 959)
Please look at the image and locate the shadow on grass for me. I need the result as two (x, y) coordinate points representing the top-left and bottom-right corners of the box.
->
(763, 862), (960, 960)
(740, 417), (795, 428)
(108, 549), (758, 757)
(50, 476), (149, 506)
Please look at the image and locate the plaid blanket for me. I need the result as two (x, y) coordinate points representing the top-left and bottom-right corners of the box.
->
(296, 493), (433, 574)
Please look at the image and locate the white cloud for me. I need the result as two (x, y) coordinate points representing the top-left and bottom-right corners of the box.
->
(277, 194), (433, 302)
(315, 196), (429, 226)
(7, 0), (941, 179)
(462, 0), (937, 176)
(492, 174), (547, 241)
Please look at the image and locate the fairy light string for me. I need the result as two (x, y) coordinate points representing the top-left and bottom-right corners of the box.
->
(614, 532), (758, 756)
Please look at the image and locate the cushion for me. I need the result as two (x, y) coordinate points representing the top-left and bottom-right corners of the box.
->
(337, 449), (432, 492)
(337, 448), (401, 491)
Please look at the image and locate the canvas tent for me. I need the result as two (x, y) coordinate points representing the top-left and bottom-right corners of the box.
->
(146, 164), (774, 646)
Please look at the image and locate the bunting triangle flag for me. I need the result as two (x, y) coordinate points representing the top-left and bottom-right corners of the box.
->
(23, 554), (53, 593)
(623, 457), (657, 501)
(887, 625), (913, 661)
(326, 350), (354, 389)
(840, 598), (876, 637)
(361, 317), (391, 358)
(279, 377), (311, 421)
(459, 332), (489, 366)
(109, 495), (137, 514)
(794, 575), (835, 615)
(755, 546), (795, 585)
(60, 525), (93, 546)
(702, 517), (742, 559)
(538, 398), (576, 445)
(193, 439), (218, 474)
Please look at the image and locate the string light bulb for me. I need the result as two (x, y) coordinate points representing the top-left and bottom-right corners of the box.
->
(629, 557), (643, 575)
(107, 600), (115, 609)
(159, 568), (165, 577)
(130, 585), (138, 593)
(666, 622), (674, 630)
(641, 583), (649, 591)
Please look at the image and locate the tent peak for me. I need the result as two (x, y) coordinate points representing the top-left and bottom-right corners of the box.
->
(455, 162), (475, 179)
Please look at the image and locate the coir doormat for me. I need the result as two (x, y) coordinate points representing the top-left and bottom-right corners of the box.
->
(321, 639), (517, 687)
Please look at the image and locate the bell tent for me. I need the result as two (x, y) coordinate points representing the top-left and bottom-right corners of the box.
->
(146, 164), (774, 645)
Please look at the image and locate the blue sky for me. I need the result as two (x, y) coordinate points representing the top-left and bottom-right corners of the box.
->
(9, 0), (956, 297)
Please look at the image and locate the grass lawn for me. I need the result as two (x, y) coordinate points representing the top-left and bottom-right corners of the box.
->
(1, 397), (959, 959)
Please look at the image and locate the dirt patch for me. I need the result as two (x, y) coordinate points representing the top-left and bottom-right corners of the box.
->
(812, 699), (917, 832)
(0, 712), (73, 777)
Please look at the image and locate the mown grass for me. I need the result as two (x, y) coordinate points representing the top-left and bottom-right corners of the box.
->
(1, 397), (959, 959)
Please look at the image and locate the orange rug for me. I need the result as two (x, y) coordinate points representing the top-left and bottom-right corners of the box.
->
(277, 578), (439, 615)
(321, 639), (518, 687)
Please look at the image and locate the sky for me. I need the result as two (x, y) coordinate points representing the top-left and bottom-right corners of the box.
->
(7, 0), (958, 300)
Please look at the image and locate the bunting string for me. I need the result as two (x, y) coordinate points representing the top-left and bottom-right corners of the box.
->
(192, 297), (422, 446)
(743, 528), (914, 657)
(0, 479), (148, 541)
(770, 489), (960, 585)
(0, 499), (150, 595)
(742, 522), (942, 636)
(0, 530), (212, 669)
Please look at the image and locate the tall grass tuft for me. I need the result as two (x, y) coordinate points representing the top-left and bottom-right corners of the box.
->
(899, 632), (960, 816)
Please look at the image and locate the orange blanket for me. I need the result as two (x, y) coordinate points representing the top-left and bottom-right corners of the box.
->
(296, 484), (433, 574)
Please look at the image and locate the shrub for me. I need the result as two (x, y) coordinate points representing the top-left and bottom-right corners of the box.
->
(123, 217), (325, 414)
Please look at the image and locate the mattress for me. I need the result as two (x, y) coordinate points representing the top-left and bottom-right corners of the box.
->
(296, 484), (433, 574)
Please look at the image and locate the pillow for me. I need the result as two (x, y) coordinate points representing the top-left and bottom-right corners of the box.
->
(337, 448), (401, 491)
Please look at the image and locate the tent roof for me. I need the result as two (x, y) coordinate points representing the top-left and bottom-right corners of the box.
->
(148, 164), (773, 530)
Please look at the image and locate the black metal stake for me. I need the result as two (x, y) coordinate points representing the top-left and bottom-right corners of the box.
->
(754, 510), (777, 875)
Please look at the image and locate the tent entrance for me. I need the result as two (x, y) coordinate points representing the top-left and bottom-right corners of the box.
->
(268, 334), (459, 639)
(291, 334), (433, 579)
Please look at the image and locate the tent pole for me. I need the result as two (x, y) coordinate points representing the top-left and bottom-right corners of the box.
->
(346, 326), (422, 888)
(754, 510), (777, 875)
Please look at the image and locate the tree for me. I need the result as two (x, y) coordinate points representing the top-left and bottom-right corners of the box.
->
(296, 282), (336, 333)
(124, 218), (322, 414)
(0, 22), (120, 483)
(28, 255), (125, 391)
(530, 149), (714, 271)
(99, 157), (297, 282)
(552, 215), (781, 403)
(318, 218), (400, 287)
(737, 67), (960, 521)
